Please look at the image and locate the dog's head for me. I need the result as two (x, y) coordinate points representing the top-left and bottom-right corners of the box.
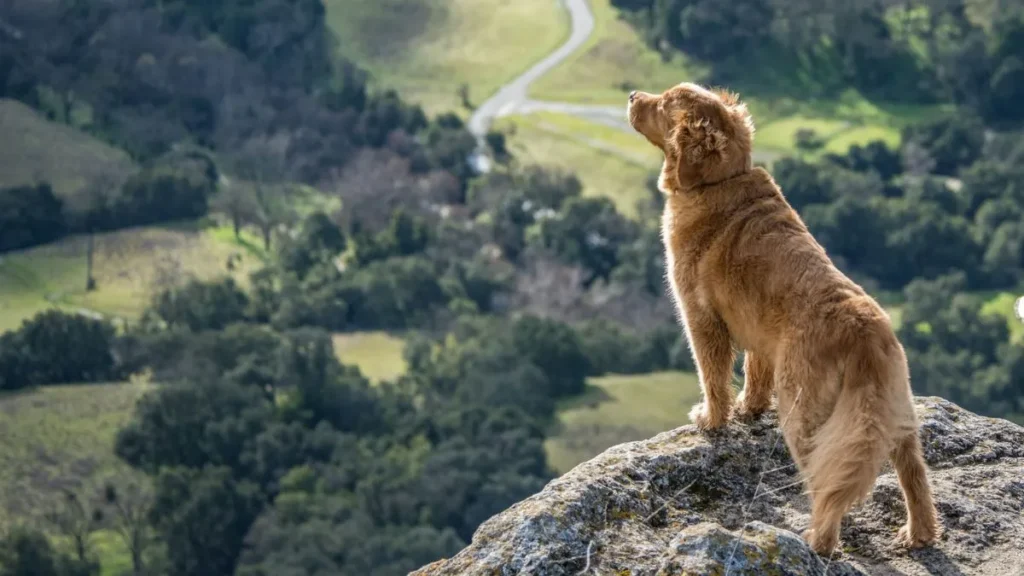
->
(627, 82), (754, 193)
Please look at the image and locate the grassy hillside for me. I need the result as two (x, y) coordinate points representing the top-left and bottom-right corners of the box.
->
(0, 382), (150, 526)
(0, 99), (135, 199)
(325, 0), (570, 115)
(545, 371), (703, 474)
(495, 113), (656, 218)
(0, 223), (267, 333)
(530, 0), (701, 106)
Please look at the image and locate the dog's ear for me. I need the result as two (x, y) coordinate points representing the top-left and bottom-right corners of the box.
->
(712, 88), (756, 142)
(668, 106), (729, 183)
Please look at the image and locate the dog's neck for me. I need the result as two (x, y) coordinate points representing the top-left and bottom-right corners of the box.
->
(659, 157), (753, 195)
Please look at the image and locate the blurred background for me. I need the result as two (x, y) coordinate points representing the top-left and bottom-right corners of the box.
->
(0, 0), (1022, 574)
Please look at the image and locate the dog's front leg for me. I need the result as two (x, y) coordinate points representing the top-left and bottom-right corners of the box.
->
(681, 305), (735, 430)
(734, 351), (774, 420)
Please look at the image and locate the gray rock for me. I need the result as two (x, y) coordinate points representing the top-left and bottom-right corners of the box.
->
(411, 397), (1024, 576)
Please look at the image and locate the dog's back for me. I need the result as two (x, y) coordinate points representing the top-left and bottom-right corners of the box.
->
(663, 166), (886, 357)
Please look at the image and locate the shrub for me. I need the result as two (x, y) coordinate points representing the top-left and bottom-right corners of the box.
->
(0, 311), (120, 390)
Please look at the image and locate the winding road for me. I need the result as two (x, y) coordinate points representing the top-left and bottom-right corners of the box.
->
(466, 0), (778, 171)
(467, 0), (629, 172)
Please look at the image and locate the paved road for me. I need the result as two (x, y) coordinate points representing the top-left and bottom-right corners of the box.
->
(466, 0), (779, 171)
(467, 0), (595, 142)
(468, 0), (596, 172)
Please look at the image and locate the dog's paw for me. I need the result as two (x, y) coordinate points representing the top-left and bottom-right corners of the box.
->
(731, 396), (767, 422)
(689, 402), (727, 431)
(894, 522), (940, 549)
(801, 528), (838, 556)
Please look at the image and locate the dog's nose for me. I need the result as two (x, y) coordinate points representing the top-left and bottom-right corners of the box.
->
(629, 91), (637, 102)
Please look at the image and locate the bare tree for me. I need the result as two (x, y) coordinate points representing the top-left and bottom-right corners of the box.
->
(102, 479), (154, 576)
(220, 134), (295, 250)
(76, 170), (130, 292)
(330, 148), (422, 235)
(507, 251), (589, 322)
(45, 490), (101, 565)
(901, 140), (937, 177)
(211, 178), (256, 240)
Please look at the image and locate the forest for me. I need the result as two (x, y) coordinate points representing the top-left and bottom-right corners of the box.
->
(0, 0), (1022, 574)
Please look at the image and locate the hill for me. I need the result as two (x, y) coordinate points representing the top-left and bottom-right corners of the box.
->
(0, 381), (150, 527)
(0, 223), (266, 332)
(326, 0), (570, 114)
(545, 371), (702, 473)
(0, 99), (136, 200)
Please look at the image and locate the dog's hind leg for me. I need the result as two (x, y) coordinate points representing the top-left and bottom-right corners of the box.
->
(774, 354), (837, 475)
(891, 430), (941, 547)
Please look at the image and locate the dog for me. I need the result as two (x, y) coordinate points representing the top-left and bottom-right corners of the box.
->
(626, 83), (941, 555)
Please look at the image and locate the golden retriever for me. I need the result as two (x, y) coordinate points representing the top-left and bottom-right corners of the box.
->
(626, 83), (940, 555)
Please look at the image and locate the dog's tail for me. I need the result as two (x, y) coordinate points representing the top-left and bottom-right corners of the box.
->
(803, 331), (913, 538)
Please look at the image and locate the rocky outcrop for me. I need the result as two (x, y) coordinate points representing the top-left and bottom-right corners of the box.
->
(413, 397), (1024, 576)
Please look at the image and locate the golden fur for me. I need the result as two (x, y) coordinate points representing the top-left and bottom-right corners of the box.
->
(627, 83), (941, 555)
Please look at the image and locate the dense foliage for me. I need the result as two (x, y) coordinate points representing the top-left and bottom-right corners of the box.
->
(0, 311), (121, 390)
(771, 124), (1024, 292)
(0, 0), (476, 254)
(0, 184), (66, 252)
(612, 0), (1024, 124)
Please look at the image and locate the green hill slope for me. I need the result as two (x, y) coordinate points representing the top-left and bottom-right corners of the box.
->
(0, 223), (266, 332)
(325, 0), (570, 114)
(0, 99), (135, 199)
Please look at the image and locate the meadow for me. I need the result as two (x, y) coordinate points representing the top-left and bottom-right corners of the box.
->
(325, 0), (570, 115)
(494, 114), (656, 218)
(544, 371), (703, 473)
(0, 223), (267, 333)
(0, 381), (150, 527)
(0, 99), (135, 199)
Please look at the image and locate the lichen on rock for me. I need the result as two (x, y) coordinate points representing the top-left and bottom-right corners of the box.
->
(411, 397), (1024, 576)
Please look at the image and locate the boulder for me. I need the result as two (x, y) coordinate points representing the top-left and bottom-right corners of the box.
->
(412, 397), (1024, 575)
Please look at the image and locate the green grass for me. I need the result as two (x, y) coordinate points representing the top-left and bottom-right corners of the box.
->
(0, 99), (135, 200)
(0, 382), (150, 527)
(0, 223), (266, 333)
(529, 111), (660, 162)
(332, 331), (407, 383)
(495, 114), (655, 218)
(530, 0), (703, 105)
(326, 0), (570, 115)
(545, 371), (702, 474)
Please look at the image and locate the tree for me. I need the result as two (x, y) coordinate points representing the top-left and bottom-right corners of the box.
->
(0, 527), (97, 576)
(102, 479), (155, 576)
(510, 316), (590, 398)
(458, 84), (472, 110)
(278, 212), (348, 279)
(115, 379), (272, 474)
(45, 491), (102, 566)
(901, 114), (985, 176)
(223, 135), (296, 250)
(0, 311), (120, 390)
(212, 179), (257, 240)
(537, 197), (638, 285)
(149, 467), (264, 576)
(153, 278), (249, 332)
(0, 183), (65, 253)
